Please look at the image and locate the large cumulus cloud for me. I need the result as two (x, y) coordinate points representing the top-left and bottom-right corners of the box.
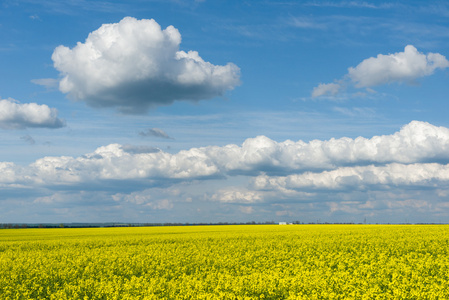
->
(0, 98), (65, 129)
(52, 17), (241, 113)
(311, 45), (449, 98)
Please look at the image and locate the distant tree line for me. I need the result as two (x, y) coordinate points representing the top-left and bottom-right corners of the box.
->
(0, 224), (29, 229)
(0, 221), (281, 229)
(1, 221), (441, 229)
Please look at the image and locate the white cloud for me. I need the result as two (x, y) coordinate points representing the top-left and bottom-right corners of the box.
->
(204, 120), (449, 174)
(348, 45), (449, 87)
(112, 192), (151, 205)
(238, 206), (254, 214)
(290, 17), (327, 29)
(1, 121), (449, 188)
(31, 78), (59, 89)
(311, 82), (341, 98)
(253, 162), (449, 191)
(2, 120), (449, 223)
(0, 162), (23, 184)
(4, 120), (449, 223)
(211, 188), (263, 203)
(34, 193), (66, 204)
(311, 45), (449, 97)
(25, 143), (220, 186)
(147, 199), (173, 210)
(0, 98), (65, 129)
(52, 17), (240, 114)
(112, 191), (173, 209)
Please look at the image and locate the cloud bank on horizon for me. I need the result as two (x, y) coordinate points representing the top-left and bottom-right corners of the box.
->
(3, 121), (449, 222)
(2, 120), (449, 186)
(51, 17), (241, 114)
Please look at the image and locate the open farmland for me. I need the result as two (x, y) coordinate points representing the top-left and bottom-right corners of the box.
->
(1, 225), (449, 299)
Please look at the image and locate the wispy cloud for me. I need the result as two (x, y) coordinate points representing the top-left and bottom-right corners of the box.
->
(332, 107), (376, 118)
(20, 134), (36, 145)
(289, 17), (327, 29)
(31, 78), (59, 89)
(139, 128), (174, 139)
(303, 1), (396, 9)
(29, 14), (41, 21)
(17, 0), (129, 15)
(311, 82), (341, 98)
(286, 11), (449, 49)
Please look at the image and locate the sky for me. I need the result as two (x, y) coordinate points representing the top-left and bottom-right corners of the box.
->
(1, 0), (449, 224)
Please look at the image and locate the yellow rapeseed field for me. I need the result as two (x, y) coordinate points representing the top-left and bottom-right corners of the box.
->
(0, 225), (448, 299)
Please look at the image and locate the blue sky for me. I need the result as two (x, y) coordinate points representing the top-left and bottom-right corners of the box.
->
(2, 0), (449, 224)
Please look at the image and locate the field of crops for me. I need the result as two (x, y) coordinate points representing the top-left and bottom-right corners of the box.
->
(1, 225), (448, 299)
